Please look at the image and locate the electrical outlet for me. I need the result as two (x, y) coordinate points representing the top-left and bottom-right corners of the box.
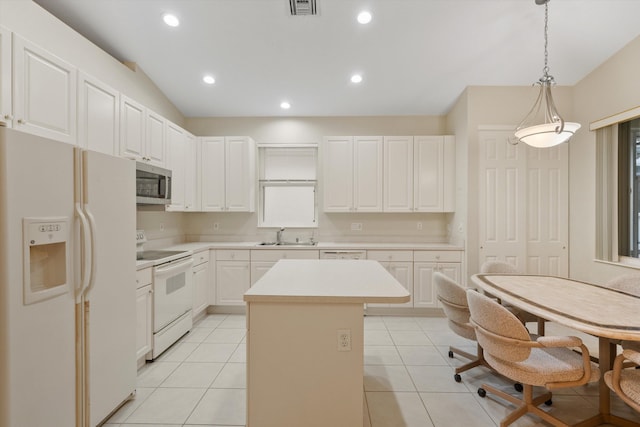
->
(213, 223), (219, 230)
(417, 222), (422, 230)
(350, 223), (362, 231)
(337, 329), (351, 352)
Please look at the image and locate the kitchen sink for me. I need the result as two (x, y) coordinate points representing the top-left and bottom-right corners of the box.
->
(256, 241), (317, 247)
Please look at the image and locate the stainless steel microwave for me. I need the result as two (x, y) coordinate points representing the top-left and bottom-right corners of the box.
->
(136, 162), (172, 205)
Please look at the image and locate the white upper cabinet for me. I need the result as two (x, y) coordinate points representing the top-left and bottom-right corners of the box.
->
(354, 136), (384, 211)
(120, 95), (166, 167)
(166, 124), (199, 212)
(414, 135), (455, 212)
(322, 136), (354, 212)
(383, 136), (414, 212)
(384, 135), (455, 213)
(183, 131), (198, 211)
(200, 136), (255, 212)
(165, 122), (186, 211)
(77, 72), (119, 155)
(323, 136), (383, 212)
(12, 34), (77, 144)
(200, 137), (226, 211)
(0, 26), (11, 128)
(146, 109), (165, 166)
(120, 95), (145, 160)
(414, 136), (444, 212)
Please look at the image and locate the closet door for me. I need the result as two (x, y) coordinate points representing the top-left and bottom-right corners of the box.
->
(478, 129), (568, 276)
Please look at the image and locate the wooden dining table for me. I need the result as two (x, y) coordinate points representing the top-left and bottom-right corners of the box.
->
(471, 274), (640, 427)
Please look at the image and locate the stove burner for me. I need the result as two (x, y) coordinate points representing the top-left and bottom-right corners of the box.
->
(137, 250), (188, 261)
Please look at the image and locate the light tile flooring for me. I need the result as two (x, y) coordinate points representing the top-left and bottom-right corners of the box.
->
(105, 314), (640, 427)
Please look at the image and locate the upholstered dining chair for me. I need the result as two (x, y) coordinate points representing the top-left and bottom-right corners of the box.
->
(604, 348), (640, 413)
(606, 274), (640, 352)
(466, 289), (600, 427)
(479, 260), (546, 336)
(434, 272), (490, 382)
(606, 273), (640, 297)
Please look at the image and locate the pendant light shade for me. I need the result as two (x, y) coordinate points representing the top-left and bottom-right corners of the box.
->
(514, 0), (580, 148)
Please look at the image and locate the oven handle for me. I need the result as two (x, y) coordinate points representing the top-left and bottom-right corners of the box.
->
(154, 257), (193, 277)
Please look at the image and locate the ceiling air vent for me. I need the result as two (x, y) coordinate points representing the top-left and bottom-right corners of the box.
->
(290, 0), (317, 16)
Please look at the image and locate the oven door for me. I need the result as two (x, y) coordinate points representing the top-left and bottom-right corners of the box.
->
(153, 256), (193, 332)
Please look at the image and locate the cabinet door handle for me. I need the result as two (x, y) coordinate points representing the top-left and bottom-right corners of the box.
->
(17, 119), (25, 124)
(3, 114), (13, 120)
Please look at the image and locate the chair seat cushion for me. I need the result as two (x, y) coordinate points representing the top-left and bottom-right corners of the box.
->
(485, 346), (600, 387)
(604, 368), (640, 404)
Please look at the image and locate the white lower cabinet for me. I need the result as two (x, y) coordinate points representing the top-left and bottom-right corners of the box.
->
(250, 262), (275, 286)
(216, 250), (251, 306)
(192, 250), (210, 317)
(367, 251), (413, 308)
(413, 251), (462, 308)
(250, 249), (319, 286)
(135, 268), (153, 365)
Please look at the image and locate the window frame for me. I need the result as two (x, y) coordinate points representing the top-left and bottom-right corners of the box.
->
(257, 145), (319, 229)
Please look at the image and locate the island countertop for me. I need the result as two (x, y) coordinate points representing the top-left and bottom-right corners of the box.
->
(244, 259), (411, 304)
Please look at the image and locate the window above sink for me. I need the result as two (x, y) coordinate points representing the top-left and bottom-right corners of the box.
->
(258, 145), (318, 228)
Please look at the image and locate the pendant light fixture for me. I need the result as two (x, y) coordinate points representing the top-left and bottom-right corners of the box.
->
(514, 0), (580, 148)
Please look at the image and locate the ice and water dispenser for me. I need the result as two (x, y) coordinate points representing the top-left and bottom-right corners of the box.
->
(22, 217), (71, 305)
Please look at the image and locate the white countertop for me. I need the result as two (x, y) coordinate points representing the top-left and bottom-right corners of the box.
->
(135, 241), (464, 270)
(165, 241), (463, 251)
(244, 259), (411, 304)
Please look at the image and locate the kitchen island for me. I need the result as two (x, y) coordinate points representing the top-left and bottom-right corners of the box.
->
(244, 259), (410, 427)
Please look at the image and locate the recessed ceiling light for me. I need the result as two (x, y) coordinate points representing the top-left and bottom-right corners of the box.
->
(163, 13), (180, 27)
(351, 74), (363, 84)
(203, 75), (215, 85)
(280, 101), (291, 110)
(357, 11), (372, 24)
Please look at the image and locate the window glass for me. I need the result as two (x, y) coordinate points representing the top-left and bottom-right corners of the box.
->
(258, 146), (318, 228)
(618, 118), (640, 258)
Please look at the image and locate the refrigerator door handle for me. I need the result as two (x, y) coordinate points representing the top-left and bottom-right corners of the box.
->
(75, 202), (92, 299)
(83, 203), (98, 299)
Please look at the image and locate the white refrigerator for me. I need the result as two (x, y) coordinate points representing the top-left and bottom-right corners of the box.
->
(0, 127), (137, 427)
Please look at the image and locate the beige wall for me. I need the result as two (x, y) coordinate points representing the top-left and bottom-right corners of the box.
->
(0, 0), (184, 125)
(569, 35), (640, 283)
(450, 85), (574, 276)
(445, 89), (470, 278)
(185, 116), (446, 141)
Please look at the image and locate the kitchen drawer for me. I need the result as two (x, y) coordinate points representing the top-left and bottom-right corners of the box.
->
(216, 249), (250, 261)
(193, 250), (209, 266)
(367, 250), (413, 262)
(251, 249), (319, 262)
(413, 251), (462, 263)
(136, 267), (152, 289)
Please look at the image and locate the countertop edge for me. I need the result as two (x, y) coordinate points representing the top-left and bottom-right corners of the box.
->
(244, 294), (411, 304)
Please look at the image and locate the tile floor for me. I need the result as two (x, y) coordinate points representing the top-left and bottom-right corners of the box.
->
(105, 313), (640, 427)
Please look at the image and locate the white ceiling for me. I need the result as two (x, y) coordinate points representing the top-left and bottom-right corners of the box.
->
(34, 0), (640, 118)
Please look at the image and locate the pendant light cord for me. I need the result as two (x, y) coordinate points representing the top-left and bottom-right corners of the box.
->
(543, 1), (549, 77)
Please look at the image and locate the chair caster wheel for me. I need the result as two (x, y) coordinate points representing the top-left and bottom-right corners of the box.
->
(544, 399), (553, 406)
(448, 350), (454, 358)
(514, 383), (523, 392)
(478, 388), (486, 398)
(454, 374), (461, 383)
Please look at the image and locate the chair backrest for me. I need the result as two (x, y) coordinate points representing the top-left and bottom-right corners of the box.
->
(480, 260), (519, 274)
(606, 273), (640, 297)
(433, 272), (475, 341)
(466, 289), (532, 362)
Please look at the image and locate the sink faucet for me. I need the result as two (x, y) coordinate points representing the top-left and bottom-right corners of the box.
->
(276, 227), (285, 244)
